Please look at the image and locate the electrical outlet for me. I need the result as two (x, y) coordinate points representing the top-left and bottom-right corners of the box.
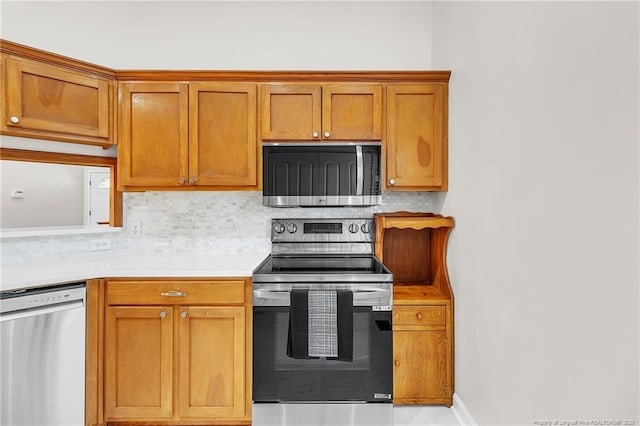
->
(90, 239), (112, 251)
(128, 221), (142, 237)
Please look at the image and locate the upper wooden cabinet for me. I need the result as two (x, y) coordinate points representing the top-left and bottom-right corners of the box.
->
(0, 48), (115, 147)
(386, 84), (448, 191)
(118, 81), (258, 190)
(118, 82), (188, 188)
(2, 40), (452, 191)
(189, 82), (257, 187)
(260, 84), (382, 141)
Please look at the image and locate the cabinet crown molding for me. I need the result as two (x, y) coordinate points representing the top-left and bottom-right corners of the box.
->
(0, 39), (115, 79)
(1, 39), (450, 82)
(114, 70), (452, 82)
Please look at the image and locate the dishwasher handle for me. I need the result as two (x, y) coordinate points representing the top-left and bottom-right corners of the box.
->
(0, 299), (85, 322)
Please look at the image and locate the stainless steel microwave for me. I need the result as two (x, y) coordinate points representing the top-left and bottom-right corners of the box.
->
(262, 142), (382, 207)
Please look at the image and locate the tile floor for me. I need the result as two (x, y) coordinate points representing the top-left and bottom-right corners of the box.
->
(253, 404), (461, 426)
(394, 406), (460, 426)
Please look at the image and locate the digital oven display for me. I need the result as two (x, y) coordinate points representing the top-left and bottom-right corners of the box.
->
(303, 223), (343, 234)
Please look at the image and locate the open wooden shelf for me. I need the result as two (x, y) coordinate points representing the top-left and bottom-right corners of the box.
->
(374, 212), (455, 407)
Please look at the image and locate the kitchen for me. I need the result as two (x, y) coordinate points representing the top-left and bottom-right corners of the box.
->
(0, 2), (638, 426)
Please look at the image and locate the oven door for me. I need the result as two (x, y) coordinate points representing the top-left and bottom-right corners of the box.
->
(252, 284), (392, 403)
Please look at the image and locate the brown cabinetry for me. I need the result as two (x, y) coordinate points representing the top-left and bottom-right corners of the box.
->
(103, 278), (251, 424)
(3, 38), (453, 191)
(260, 84), (382, 141)
(118, 82), (257, 190)
(386, 84), (448, 190)
(1, 53), (115, 147)
(374, 212), (454, 406)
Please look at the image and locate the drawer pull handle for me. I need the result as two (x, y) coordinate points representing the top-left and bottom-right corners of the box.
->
(161, 291), (187, 297)
(416, 313), (423, 320)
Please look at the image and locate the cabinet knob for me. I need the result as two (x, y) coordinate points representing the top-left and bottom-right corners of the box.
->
(389, 178), (396, 186)
(312, 131), (319, 138)
(160, 311), (167, 319)
(179, 178), (186, 185)
(416, 313), (423, 320)
(189, 177), (197, 184)
(181, 311), (188, 318)
(394, 360), (400, 367)
(9, 116), (20, 124)
(324, 131), (330, 138)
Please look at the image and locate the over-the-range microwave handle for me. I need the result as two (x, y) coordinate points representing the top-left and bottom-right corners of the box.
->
(356, 145), (364, 196)
(253, 288), (391, 307)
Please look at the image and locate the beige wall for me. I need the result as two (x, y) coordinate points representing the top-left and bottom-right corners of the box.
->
(1, 160), (85, 228)
(432, 1), (639, 424)
(0, 1), (433, 70)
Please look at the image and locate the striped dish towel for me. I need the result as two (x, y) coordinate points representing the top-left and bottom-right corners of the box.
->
(307, 290), (338, 358)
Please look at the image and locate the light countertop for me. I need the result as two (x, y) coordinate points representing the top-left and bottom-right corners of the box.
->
(0, 251), (269, 292)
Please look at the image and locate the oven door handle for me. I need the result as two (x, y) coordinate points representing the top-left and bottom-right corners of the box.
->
(253, 290), (291, 300)
(252, 288), (391, 307)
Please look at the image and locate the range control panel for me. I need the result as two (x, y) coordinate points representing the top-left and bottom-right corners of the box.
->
(271, 218), (374, 243)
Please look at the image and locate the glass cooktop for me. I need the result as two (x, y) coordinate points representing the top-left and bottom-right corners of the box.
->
(252, 255), (393, 283)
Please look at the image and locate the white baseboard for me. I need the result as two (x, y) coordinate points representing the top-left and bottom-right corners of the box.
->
(451, 393), (478, 426)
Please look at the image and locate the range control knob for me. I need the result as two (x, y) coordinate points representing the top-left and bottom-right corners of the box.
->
(361, 223), (371, 234)
(273, 223), (285, 234)
(348, 223), (359, 234)
(287, 223), (298, 234)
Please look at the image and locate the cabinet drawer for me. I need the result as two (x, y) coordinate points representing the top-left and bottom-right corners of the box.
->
(393, 306), (445, 326)
(106, 280), (245, 305)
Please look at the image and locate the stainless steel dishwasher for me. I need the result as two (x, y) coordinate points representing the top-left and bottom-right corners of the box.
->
(0, 282), (86, 426)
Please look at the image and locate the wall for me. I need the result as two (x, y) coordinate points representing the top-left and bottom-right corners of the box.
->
(0, 160), (85, 228)
(0, 1), (433, 70)
(432, 2), (639, 425)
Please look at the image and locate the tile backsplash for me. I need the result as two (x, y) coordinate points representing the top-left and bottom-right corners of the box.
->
(2, 191), (443, 264)
(123, 191), (442, 254)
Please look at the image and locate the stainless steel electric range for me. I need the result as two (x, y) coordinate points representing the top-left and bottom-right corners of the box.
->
(252, 218), (393, 426)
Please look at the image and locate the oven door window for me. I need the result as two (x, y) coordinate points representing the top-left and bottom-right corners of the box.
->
(253, 306), (392, 402)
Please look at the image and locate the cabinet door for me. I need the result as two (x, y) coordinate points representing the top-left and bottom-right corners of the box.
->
(393, 329), (450, 404)
(386, 84), (447, 190)
(260, 85), (321, 140)
(178, 306), (246, 419)
(104, 306), (174, 420)
(2, 56), (112, 146)
(189, 83), (257, 186)
(118, 82), (188, 188)
(322, 85), (382, 140)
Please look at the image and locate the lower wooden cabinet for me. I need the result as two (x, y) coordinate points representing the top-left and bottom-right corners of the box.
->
(393, 303), (453, 406)
(178, 306), (246, 419)
(101, 278), (251, 425)
(105, 306), (174, 419)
